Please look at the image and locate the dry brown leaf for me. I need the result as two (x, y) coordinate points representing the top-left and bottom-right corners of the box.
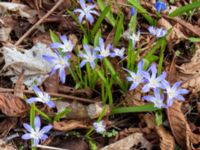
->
(177, 43), (200, 93)
(14, 71), (25, 99)
(0, 139), (16, 150)
(0, 93), (28, 117)
(156, 126), (175, 150)
(158, 18), (187, 44)
(0, 118), (17, 137)
(167, 100), (200, 149)
(100, 133), (152, 150)
(53, 120), (89, 132)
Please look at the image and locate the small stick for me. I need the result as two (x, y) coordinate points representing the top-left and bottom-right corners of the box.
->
(0, 87), (96, 103)
(36, 145), (69, 150)
(15, 0), (64, 46)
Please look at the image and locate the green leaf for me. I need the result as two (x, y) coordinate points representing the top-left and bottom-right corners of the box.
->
(111, 104), (159, 115)
(188, 37), (200, 42)
(83, 35), (89, 44)
(169, 1), (200, 17)
(97, 0), (115, 26)
(128, 0), (155, 25)
(91, 5), (111, 39)
(114, 13), (124, 45)
(54, 108), (71, 122)
(96, 69), (107, 84)
(50, 30), (59, 42)
(33, 105), (52, 122)
(94, 30), (101, 47)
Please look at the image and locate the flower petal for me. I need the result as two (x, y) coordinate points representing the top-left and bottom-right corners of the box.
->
(41, 125), (52, 133)
(23, 123), (34, 133)
(22, 133), (32, 140)
(80, 60), (86, 68)
(59, 66), (66, 84)
(46, 100), (55, 108)
(33, 138), (40, 146)
(86, 13), (94, 24)
(34, 116), (41, 132)
(32, 86), (43, 98)
(27, 97), (39, 104)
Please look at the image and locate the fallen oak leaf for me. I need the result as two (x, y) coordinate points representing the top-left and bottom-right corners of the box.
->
(167, 100), (200, 149)
(0, 93), (28, 117)
(53, 120), (89, 132)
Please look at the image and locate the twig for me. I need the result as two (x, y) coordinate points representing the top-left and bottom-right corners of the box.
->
(15, 0), (64, 46)
(0, 87), (96, 103)
(36, 145), (69, 150)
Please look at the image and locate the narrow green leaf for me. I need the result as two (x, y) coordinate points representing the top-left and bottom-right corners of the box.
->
(188, 37), (200, 42)
(91, 5), (111, 39)
(114, 13), (124, 45)
(94, 30), (101, 47)
(111, 104), (159, 115)
(128, 0), (155, 25)
(50, 30), (59, 42)
(97, 0), (115, 26)
(33, 105), (52, 122)
(96, 69), (107, 84)
(169, 1), (200, 17)
(54, 108), (71, 122)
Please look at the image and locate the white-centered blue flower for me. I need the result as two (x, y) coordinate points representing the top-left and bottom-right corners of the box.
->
(50, 35), (74, 53)
(22, 116), (52, 146)
(43, 51), (70, 84)
(74, 0), (99, 24)
(27, 86), (55, 108)
(148, 26), (167, 38)
(79, 44), (97, 69)
(143, 88), (165, 108)
(110, 47), (125, 59)
(162, 80), (189, 106)
(129, 31), (140, 47)
(142, 63), (166, 93)
(94, 37), (112, 59)
(125, 60), (146, 90)
(93, 120), (106, 133)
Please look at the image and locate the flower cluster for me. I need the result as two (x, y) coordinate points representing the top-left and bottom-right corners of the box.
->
(79, 37), (125, 69)
(126, 60), (189, 108)
(93, 120), (106, 133)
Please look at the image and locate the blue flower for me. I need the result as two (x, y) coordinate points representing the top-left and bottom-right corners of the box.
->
(79, 44), (97, 69)
(155, 1), (167, 12)
(74, 0), (99, 24)
(125, 60), (146, 90)
(50, 35), (74, 53)
(43, 51), (70, 83)
(110, 47), (125, 59)
(27, 86), (55, 108)
(93, 120), (106, 133)
(143, 88), (165, 108)
(94, 37), (112, 59)
(131, 7), (135, 16)
(162, 80), (189, 106)
(142, 63), (166, 93)
(22, 116), (52, 146)
(148, 26), (167, 38)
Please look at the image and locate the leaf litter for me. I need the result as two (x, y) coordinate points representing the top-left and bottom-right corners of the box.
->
(0, 0), (200, 149)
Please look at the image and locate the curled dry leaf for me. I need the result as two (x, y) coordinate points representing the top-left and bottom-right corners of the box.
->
(156, 126), (175, 150)
(0, 118), (18, 137)
(100, 133), (152, 150)
(167, 100), (200, 149)
(53, 120), (89, 132)
(0, 93), (28, 117)
(177, 44), (200, 93)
